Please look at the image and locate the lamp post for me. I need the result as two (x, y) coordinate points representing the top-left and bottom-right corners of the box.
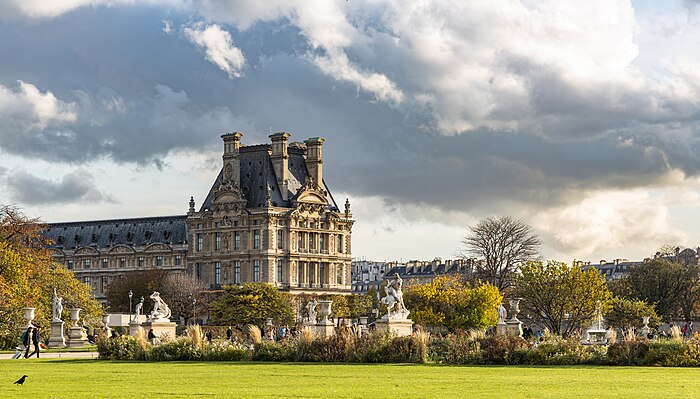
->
(193, 297), (197, 325)
(128, 290), (133, 322)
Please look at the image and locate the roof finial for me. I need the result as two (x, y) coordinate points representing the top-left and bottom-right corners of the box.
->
(189, 196), (195, 213)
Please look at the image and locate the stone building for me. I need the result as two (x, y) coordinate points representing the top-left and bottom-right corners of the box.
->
(43, 132), (354, 299)
(382, 258), (479, 287)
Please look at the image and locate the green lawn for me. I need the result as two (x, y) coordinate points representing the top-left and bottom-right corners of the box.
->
(1, 360), (700, 398)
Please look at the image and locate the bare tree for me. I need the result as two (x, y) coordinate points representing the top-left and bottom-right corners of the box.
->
(460, 216), (541, 290)
(160, 273), (209, 324)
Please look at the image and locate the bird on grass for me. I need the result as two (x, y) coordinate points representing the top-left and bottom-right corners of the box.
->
(14, 375), (28, 385)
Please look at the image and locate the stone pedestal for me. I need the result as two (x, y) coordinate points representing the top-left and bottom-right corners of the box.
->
(313, 322), (335, 337)
(47, 321), (66, 348)
(129, 320), (143, 338)
(375, 318), (414, 337)
(141, 320), (177, 342)
(496, 322), (507, 336)
(66, 326), (88, 348)
(506, 320), (523, 337)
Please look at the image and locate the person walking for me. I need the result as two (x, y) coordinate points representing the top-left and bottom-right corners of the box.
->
(26, 327), (41, 358)
(226, 326), (233, 341)
(148, 328), (156, 345)
(21, 327), (32, 359)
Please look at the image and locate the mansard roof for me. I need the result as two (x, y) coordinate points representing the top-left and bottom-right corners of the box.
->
(43, 215), (188, 251)
(199, 144), (339, 212)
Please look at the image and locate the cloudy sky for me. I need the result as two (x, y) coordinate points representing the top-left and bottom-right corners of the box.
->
(1, 0), (700, 263)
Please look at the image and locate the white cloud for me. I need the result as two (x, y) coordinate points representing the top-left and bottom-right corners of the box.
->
(183, 23), (246, 78)
(162, 19), (173, 34)
(0, 80), (76, 131)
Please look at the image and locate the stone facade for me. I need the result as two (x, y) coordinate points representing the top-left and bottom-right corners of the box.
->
(186, 132), (354, 294)
(43, 132), (354, 298)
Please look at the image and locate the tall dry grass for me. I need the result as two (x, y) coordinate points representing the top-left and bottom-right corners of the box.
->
(246, 325), (262, 345)
(187, 324), (204, 349)
(670, 325), (682, 340)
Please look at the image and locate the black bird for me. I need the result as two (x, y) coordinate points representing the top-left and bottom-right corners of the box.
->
(14, 375), (28, 385)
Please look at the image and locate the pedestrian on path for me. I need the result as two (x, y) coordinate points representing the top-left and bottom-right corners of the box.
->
(26, 327), (41, 358)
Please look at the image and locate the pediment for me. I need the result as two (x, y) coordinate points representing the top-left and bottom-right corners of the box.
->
(74, 246), (99, 256)
(108, 245), (135, 254)
(144, 243), (172, 252)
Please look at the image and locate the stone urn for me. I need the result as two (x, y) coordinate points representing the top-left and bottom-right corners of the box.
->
(508, 299), (521, 322)
(266, 318), (274, 327)
(22, 307), (36, 328)
(359, 317), (369, 325)
(102, 314), (111, 333)
(317, 300), (333, 325)
(69, 308), (82, 327)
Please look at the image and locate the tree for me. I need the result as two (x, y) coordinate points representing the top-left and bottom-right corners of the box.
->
(160, 273), (209, 324)
(515, 261), (611, 338)
(461, 216), (541, 290)
(605, 297), (660, 330)
(208, 283), (294, 326)
(104, 269), (168, 314)
(622, 259), (698, 319)
(403, 275), (502, 331)
(0, 205), (101, 349)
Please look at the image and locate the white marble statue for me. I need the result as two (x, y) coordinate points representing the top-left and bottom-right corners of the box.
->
(132, 296), (144, 322)
(149, 291), (172, 321)
(497, 303), (507, 324)
(306, 300), (318, 324)
(52, 288), (63, 322)
(381, 273), (409, 320)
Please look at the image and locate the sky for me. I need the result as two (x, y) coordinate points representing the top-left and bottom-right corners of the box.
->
(1, 0), (700, 264)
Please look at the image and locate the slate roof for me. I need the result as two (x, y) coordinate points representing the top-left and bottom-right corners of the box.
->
(43, 215), (188, 250)
(199, 144), (339, 211)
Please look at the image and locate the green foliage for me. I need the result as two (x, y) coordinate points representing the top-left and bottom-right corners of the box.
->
(0, 205), (102, 349)
(208, 283), (294, 327)
(523, 338), (598, 365)
(620, 259), (700, 319)
(606, 339), (649, 366)
(515, 260), (611, 337)
(404, 275), (502, 331)
(605, 297), (661, 329)
(96, 334), (146, 360)
(480, 335), (530, 365)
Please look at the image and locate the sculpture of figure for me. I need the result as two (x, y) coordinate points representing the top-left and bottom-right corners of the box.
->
(381, 273), (409, 319)
(149, 291), (172, 321)
(133, 296), (144, 322)
(52, 289), (63, 322)
(306, 300), (318, 324)
(497, 303), (507, 324)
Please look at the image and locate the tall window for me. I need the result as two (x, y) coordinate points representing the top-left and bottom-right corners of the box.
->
(277, 230), (284, 249)
(174, 255), (182, 266)
(277, 259), (283, 283)
(234, 261), (241, 284)
(215, 232), (221, 251)
(138, 257), (144, 267)
(337, 234), (343, 253)
(196, 263), (202, 280)
(101, 276), (108, 293)
(336, 264), (343, 284)
(319, 234), (325, 252)
(101, 258), (108, 269)
(84, 259), (91, 269)
(253, 260), (260, 282)
(253, 230), (260, 249)
(298, 262), (304, 287)
(119, 258), (125, 268)
(156, 256), (163, 266)
(215, 262), (221, 285)
(84, 276), (91, 285)
(67, 260), (74, 270)
(298, 233), (303, 251)
(320, 262), (326, 286)
(309, 233), (316, 250)
(234, 232), (241, 250)
(197, 234), (203, 252)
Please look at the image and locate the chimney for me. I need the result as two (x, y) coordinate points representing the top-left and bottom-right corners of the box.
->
(221, 132), (243, 188)
(304, 137), (324, 186)
(269, 132), (290, 200)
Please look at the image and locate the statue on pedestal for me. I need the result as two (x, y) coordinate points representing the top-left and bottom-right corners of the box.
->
(133, 296), (144, 322)
(148, 292), (172, 321)
(52, 289), (63, 322)
(305, 300), (318, 324)
(498, 303), (507, 324)
(381, 273), (410, 320)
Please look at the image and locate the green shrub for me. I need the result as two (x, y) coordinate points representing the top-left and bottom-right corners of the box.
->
(148, 338), (202, 361)
(643, 340), (695, 367)
(96, 334), (146, 360)
(606, 339), (649, 365)
(525, 338), (594, 365)
(203, 340), (250, 361)
(480, 335), (529, 365)
(254, 341), (291, 361)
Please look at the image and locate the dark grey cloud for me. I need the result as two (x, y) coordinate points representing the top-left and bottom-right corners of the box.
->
(6, 169), (115, 205)
(0, 4), (700, 219)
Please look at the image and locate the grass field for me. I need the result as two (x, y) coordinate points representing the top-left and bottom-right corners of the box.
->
(2, 360), (700, 398)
